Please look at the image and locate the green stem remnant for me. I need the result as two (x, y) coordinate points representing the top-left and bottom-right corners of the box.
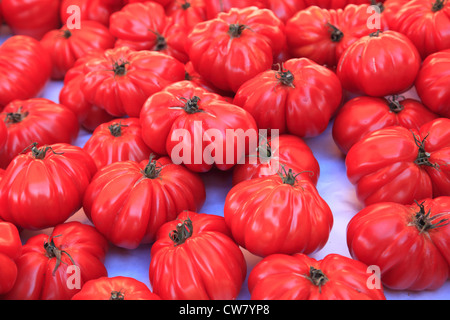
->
(169, 217), (193, 246)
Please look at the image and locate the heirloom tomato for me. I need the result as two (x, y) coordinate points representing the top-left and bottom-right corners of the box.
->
(233, 58), (342, 138)
(0, 222), (21, 295)
(140, 81), (257, 173)
(149, 211), (247, 300)
(0, 36), (52, 109)
(232, 134), (320, 186)
(346, 118), (450, 206)
(0, 98), (79, 169)
(1, 0), (61, 39)
(40, 20), (115, 80)
(72, 276), (161, 300)
(415, 49), (450, 118)
(83, 117), (153, 171)
(80, 46), (185, 117)
(224, 167), (333, 257)
(83, 156), (206, 249)
(383, 0), (450, 58)
(186, 6), (286, 93)
(336, 30), (421, 97)
(110, 1), (189, 62)
(285, 4), (388, 67)
(60, 0), (123, 26)
(0, 143), (96, 230)
(332, 96), (438, 154)
(265, 0), (306, 23)
(347, 197), (450, 291)
(248, 253), (386, 300)
(2, 222), (108, 300)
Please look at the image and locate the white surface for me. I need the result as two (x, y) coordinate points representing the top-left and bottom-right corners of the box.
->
(15, 79), (449, 300)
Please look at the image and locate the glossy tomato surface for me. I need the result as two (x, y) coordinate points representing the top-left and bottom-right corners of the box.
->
(347, 197), (450, 291)
(0, 222), (21, 295)
(149, 211), (247, 300)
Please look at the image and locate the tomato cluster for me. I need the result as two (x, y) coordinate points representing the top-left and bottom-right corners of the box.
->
(0, 0), (449, 301)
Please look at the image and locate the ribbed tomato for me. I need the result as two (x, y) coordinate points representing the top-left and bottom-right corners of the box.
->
(346, 118), (450, 206)
(224, 167), (333, 257)
(0, 98), (79, 169)
(0, 143), (96, 230)
(0, 221), (21, 295)
(149, 211), (247, 300)
(248, 253), (386, 300)
(40, 20), (115, 80)
(332, 95), (438, 154)
(2, 221), (108, 300)
(347, 197), (450, 291)
(83, 117), (153, 171)
(71, 276), (161, 300)
(83, 156), (206, 249)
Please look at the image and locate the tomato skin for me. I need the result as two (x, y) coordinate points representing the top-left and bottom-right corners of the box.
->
(231, 134), (320, 186)
(40, 21), (115, 80)
(186, 6), (286, 93)
(83, 156), (206, 249)
(0, 120), (6, 151)
(248, 253), (386, 300)
(83, 117), (153, 171)
(415, 49), (450, 118)
(233, 58), (342, 138)
(224, 171), (333, 257)
(1, 0), (61, 39)
(80, 46), (186, 118)
(149, 211), (247, 300)
(332, 96), (439, 154)
(383, 0), (450, 59)
(347, 197), (450, 291)
(0, 98), (80, 169)
(0, 36), (52, 109)
(0, 222), (21, 295)
(0, 143), (97, 230)
(286, 4), (388, 67)
(71, 276), (161, 300)
(204, 0), (267, 20)
(140, 81), (258, 173)
(60, 0), (123, 26)
(336, 30), (421, 97)
(2, 221), (108, 300)
(345, 118), (450, 206)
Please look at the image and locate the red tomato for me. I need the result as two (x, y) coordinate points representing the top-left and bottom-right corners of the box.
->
(140, 81), (258, 172)
(40, 20), (115, 80)
(203, 0), (267, 20)
(2, 221), (108, 300)
(346, 118), (450, 206)
(0, 98), (80, 169)
(59, 51), (115, 132)
(0, 36), (52, 109)
(1, 0), (61, 39)
(224, 167), (333, 257)
(0, 143), (96, 230)
(83, 117), (153, 171)
(149, 211), (247, 300)
(232, 134), (320, 186)
(286, 4), (388, 67)
(184, 61), (230, 96)
(233, 58), (342, 138)
(80, 46), (186, 117)
(336, 30), (421, 97)
(248, 253), (386, 300)
(332, 95), (439, 154)
(265, 0), (306, 23)
(0, 119), (6, 151)
(83, 156), (206, 249)
(0, 222), (21, 295)
(60, 0), (123, 26)
(110, 2), (189, 63)
(186, 6), (286, 93)
(72, 276), (161, 300)
(165, 0), (207, 28)
(415, 49), (450, 118)
(347, 197), (450, 291)
(383, 0), (450, 58)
